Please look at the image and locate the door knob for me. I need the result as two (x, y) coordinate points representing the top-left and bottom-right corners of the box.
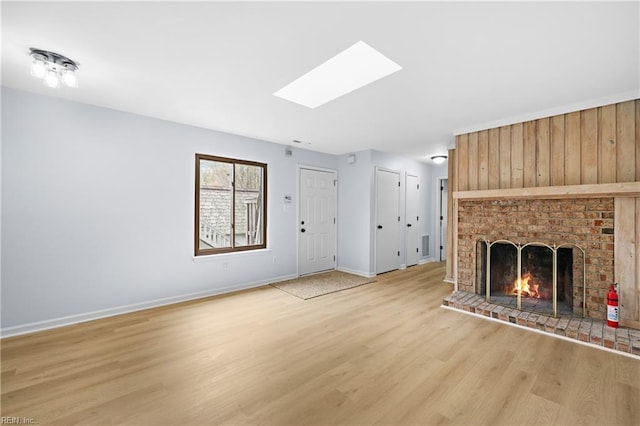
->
(377, 225), (383, 229)
(301, 228), (306, 233)
(407, 223), (412, 227)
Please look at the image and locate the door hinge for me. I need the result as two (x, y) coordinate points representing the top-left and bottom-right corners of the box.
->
(416, 248), (419, 253)
(334, 179), (337, 186)
(441, 186), (444, 191)
(417, 216), (419, 221)
(440, 216), (443, 220)
(398, 182), (400, 187)
(417, 184), (419, 189)
(333, 255), (336, 261)
(398, 251), (400, 256)
(398, 216), (400, 221)
(333, 218), (336, 224)
(440, 246), (443, 250)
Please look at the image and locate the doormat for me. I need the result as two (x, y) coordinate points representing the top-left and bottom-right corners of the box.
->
(271, 270), (375, 300)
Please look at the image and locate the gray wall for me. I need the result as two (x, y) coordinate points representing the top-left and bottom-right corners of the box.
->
(1, 87), (337, 334)
(336, 150), (373, 276)
(1, 87), (443, 335)
(337, 149), (442, 276)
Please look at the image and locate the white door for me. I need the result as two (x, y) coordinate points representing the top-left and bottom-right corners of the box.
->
(440, 178), (448, 261)
(405, 175), (420, 267)
(375, 169), (400, 274)
(299, 168), (337, 275)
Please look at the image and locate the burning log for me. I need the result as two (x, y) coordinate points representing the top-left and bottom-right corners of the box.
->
(511, 273), (541, 298)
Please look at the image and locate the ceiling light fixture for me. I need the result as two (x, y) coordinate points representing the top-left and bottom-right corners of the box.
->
(29, 48), (79, 88)
(274, 40), (402, 109)
(430, 155), (448, 165)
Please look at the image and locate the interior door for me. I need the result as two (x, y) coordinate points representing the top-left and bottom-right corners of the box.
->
(440, 178), (448, 261)
(299, 168), (336, 275)
(405, 174), (420, 267)
(375, 168), (400, 274)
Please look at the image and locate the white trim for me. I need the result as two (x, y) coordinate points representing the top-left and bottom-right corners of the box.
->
(297, 165), (338, 276)
(192, 248), (272, 262)
(1, 273), (296, 338)
(336, 266), (376, 278)
(440, 305), (640, 361)
(453, 90), (639, 136)
(297, 164), (338, 175)
(435, 176), (448, 262)
(418, 257), (436, 265)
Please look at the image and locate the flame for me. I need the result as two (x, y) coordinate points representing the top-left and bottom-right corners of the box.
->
(512, 273), (541, 298)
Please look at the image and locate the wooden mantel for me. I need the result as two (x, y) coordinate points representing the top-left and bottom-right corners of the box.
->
(454, 182), (640, 201)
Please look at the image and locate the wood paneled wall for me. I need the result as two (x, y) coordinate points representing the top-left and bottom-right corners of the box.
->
(615, 197), (640, 329)
(455, 100), (639, 191)
(445, 148), (457, 282)
(447, 99), (640, 325)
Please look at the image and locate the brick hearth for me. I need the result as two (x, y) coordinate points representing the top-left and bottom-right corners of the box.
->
(443, 291), (640, 357)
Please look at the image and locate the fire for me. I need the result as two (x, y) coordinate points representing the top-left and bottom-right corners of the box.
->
(512, 273), (541, 298)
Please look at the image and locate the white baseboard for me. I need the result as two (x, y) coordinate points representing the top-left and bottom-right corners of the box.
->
(336, 266), (376, 278)
(0, 273), (297, 338)
(418, 257), (437, 265)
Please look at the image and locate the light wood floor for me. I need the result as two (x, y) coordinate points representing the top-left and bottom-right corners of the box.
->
(2, 262), (639, 425)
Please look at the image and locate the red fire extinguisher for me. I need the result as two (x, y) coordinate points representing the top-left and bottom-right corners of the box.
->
(607, 283), (619, 328)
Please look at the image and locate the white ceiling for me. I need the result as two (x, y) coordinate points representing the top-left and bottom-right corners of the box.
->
(2, 1), (639, 162)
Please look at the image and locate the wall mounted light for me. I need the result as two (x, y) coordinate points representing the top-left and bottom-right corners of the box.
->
(29, 48), (79, 88)
(430, 155), (448, 165)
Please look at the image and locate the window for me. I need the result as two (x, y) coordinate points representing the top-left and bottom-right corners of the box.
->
(195, 154), (267, 256)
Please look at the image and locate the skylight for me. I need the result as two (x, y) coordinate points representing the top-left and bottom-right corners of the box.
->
(273, 41), (402, 109)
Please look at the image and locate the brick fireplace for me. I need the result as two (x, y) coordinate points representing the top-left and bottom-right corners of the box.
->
(457, 197), (613, 320)
(446, 99), (640, 330)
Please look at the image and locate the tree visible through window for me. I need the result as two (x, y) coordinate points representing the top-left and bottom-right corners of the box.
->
(195, 154), (266, 255)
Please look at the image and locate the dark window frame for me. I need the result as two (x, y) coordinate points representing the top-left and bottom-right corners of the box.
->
(195, 153), (267, 256)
